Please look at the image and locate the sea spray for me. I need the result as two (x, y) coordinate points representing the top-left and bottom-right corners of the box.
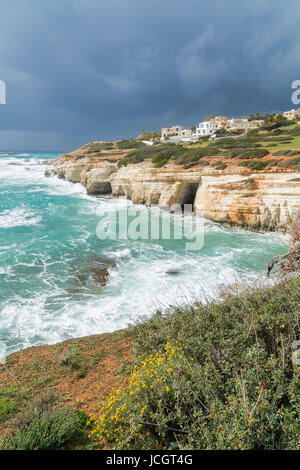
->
(0, 153), (289, 355)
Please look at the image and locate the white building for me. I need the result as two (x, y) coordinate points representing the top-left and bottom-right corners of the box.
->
(283, 109), (300, 120)
(195, 121), (219, 136)
(161, 126), (193, 142)
(161, 125), (184, 138)
(180, 129), (192, 138)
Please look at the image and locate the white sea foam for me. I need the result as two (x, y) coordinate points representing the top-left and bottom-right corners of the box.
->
(0, 207), (41, 228)
(0, 153), (290, 356)
(0, 230), (288, 356)
(0, 226), (263, 355)
(0, 266), (13, 276)
(44, 177), (90, 197)
(107, 248), (132, 258)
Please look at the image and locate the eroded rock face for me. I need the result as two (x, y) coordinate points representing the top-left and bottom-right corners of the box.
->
(81, 165), (116, 195)
(194, 173), (300, 232)
(110, 161), (200, 208)
(50, 146), (300, 232)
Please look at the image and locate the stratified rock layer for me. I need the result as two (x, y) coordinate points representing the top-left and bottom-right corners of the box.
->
(50, 145), (300, 232)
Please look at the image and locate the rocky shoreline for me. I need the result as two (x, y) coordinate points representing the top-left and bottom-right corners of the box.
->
(48, 143), (300, 233)
(0, 152), (20, 155)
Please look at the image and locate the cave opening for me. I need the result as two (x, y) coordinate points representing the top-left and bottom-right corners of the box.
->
(180, 183), (199, 211)
(91, 181), (112, 195)
(100, 182), (112, 194)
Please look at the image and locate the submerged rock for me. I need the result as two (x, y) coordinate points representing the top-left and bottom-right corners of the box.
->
(74, 257), (116, 287)
(166, 268), (180, 275)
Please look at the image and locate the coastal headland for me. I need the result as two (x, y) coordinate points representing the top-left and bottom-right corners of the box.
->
(49, 124), (300, 232)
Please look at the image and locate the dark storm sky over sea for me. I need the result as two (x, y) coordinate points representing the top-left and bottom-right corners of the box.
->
(0, 0), (299, 151)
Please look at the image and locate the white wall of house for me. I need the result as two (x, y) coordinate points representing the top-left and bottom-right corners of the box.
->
(195, 121), (219, 136)
(180, 129), (192, 137)
(161, 125), (184, 138)
(161, 127), (194, 142)
(283, 109), (300, 120)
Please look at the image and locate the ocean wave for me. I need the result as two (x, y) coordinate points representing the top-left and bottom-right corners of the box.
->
(0, 266), (13, 276)
(106, 247), (132, 258)
(0, 153), (290, 356)
(0, 207), (41, 228)
(42, 176), (90, 198)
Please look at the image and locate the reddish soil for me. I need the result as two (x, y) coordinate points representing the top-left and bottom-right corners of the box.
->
(0, 329), (133, 432)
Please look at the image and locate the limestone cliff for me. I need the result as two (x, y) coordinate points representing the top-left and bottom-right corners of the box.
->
(194, 173), (300, 231)
(49, 144), (300, 233)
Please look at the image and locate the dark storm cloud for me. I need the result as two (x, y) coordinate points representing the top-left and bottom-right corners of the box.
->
(0, 0), (299, 150)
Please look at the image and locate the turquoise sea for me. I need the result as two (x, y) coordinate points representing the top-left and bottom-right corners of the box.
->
(0, 152), (289, 356)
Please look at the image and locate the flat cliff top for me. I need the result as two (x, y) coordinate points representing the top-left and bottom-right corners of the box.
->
(54, 124), (300, 176)
(0, 329), (132, 435)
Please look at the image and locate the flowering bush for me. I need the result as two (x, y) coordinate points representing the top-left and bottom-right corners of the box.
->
(89, 340), (193, 449)
(90, 277), (300, 450)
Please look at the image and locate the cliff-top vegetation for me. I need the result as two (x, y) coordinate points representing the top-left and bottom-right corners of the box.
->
(1, 273), (300, 450)
(114, 122), (300, 170)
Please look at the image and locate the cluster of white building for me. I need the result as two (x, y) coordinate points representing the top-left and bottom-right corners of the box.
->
(161, 109), (300, 143)
(283, 109), (300, 120)
(161, 116), (264, 142)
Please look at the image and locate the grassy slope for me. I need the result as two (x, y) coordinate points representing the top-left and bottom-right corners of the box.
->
(1, 276), (300, 450)
(189, 124), (300, 151)
(116, 123), (300, 169)
(0, 330), (133, 448)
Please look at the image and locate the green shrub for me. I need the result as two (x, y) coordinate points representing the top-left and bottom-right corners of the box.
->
(86, 142), (114, 152)
(288, 151), (300, 156)
(118, 144), (219, 167)
(175, 147), (219, 165)
(91, 277), (300, 450)
(212, 161), (227, 170)
(115, 123), (299, 169)
(75, 369), (88, 380)
(238, 160), (268, 170)
(116, 140), (146, 150)
(279, 156), (300, 167)
(217, 148), (269, 160)
(129, 278), (300, 450)
(273, 150), (290, 156)
(1, 395), (87, 450)
(118, 144), (180, 167)
(263, 120), (296, 130)
(238, 149), (269, 160)
(183, 161), (209, 169)
(60, 352), (81, 370)
(216, 163), (227, 170)
(0, 385), (25, 424)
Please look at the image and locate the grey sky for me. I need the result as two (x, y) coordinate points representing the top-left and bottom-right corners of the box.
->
(0, 0), (299, 151)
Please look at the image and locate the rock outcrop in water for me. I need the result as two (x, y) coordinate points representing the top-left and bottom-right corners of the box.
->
(49, 143), (300, 233)
(74, 257), (116, 287)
